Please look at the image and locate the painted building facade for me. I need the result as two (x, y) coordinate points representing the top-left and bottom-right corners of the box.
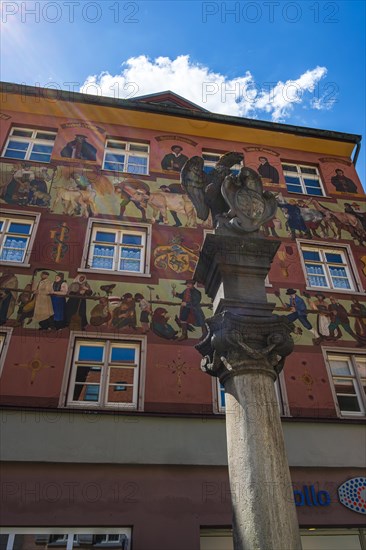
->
(0, 83), (365, 550)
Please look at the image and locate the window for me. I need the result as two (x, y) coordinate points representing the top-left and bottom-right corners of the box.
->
(95, 534), (127, 546)
(282, 163), (324, 196)
(83, 220), (150, 275)
(0, 212), (39, 265)
(216, 374), (288, 415)
(326, 352), (366, 416)
(300, 244), (357, 291)
(48, 534), (78, 546)
(103, 139), (149, 175)
(202, 151), (242, 175)
(2, 127), (56, 163)
(65, 337), (143, 410)
(1, 530), (131, 550)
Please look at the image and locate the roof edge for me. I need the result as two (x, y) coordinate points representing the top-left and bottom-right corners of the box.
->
(0, 81), (362, 145)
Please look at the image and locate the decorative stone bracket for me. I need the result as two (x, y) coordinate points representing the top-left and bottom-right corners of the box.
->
(196, 310), (294, 384)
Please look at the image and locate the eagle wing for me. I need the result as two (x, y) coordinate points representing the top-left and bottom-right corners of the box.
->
(181, 156), (209, 221)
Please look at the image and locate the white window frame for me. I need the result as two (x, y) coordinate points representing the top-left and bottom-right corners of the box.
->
(2, 127), (57, 163)
(60, 332), (146, 411)
(282, 162), (326, 196)
(0, 529), (131, 550)
(80, 218), (151, 277)
(298, 240), (362, 294)
(202, 150), (242, 175)
(214, 372), (289, 416)
(102, 139), (149, 175)
(0, 210), (40, 267)
(0, 327), (12, 378)
(323, 348), (366, 418)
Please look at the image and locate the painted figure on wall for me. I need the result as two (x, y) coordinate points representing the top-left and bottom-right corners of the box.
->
(48, 272), (68, 330)
(283, 289), (319, 341)
(344, 203), (366, 232)
(257, 157), (279, 183)
(304, 292), (331, 342)
(52, 172), (97, 217)
(134, 293), (151, 333)
(90, 297), (112, 327)
(328, 296), (365, 345)
(114, 178), (150, 221)
(65, 275), (93, 331)
(0, 272), (18, 325)
(330, 169), (357, 193)
(114, 178), (197, 227)
(60, 134), (97, 161)
(32, 271), (54, 330)
(1, 164), (52, 207)
(161, 145), (189, 172)
(308, 199), (366, 244)
(16, 283), (34, 326)
(151, 307), (178, 340)
(148, 186), (197, 227)
(295, 200), (328, 238)
(262, 218), (280, 238)
(112, 293), (137, 330)
(350, 298), (366, 340)
(157, 184), (185, 226)
(277, 196), (311, 240)
(172, 279), (206, 340)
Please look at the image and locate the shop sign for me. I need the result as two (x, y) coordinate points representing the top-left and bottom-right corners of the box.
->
(338, 477), (366, 515)
(294, 485), (331, 507)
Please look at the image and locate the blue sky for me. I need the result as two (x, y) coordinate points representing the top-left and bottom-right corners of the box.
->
(1, 0), (365, 183)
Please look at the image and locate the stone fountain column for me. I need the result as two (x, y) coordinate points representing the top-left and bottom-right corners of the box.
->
(195, 233), (302, 550)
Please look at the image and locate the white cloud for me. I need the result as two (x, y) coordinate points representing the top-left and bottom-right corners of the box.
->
(80, 55), (329, 122)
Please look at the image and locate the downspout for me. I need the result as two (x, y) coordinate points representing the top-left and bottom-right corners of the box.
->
(352, 139), (361, 166)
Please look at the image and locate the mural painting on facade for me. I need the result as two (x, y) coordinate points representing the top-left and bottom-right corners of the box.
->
(154, 182), (196, 227)
(49, 222), (70, 263)
(156, 350), (197, 394)
(257, 156), (280, 183)
(0, 163), (54, 207)
(0, 159), (211, 227)
(60, 134), (97, 161)
(114, 177), (198, 227)
(276, 245), (296, 278)
(276, 193), (329, 240)
(154, 235), (199, 274)
(53, 122), (106, 163)
(343, 202), (366, 231)
(0, 272), (212, 340)
(273, 289), (366, 347)
(330, 168), (358, 193)
(0, 271), (18, 326)
(171, 279), (207, 340)
(51, 166), (114, 217)
(161, 145), (189, 172)
(360, 256), (366, 277)
(13, 346), (55, 384)
(307, 199), (366, 245)
(155, 134), (198, 174)
(274, 194), (366, 244)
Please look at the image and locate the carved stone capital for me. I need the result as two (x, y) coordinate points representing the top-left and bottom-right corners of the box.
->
(196, 311), (294, 384)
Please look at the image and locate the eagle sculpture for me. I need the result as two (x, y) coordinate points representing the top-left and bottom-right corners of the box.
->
(181, 152), (277, 234)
